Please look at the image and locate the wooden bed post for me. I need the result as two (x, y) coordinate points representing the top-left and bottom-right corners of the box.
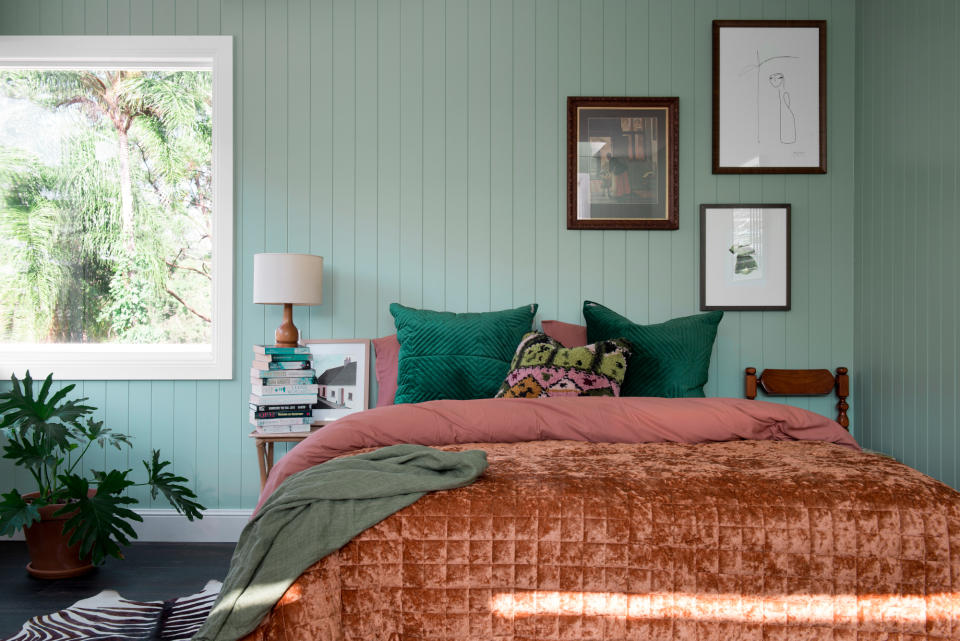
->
(745, 367), (758, 400)
(836, 367), (850, 430)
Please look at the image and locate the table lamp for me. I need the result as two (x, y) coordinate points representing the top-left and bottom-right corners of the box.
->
(253, 253), (324, 347)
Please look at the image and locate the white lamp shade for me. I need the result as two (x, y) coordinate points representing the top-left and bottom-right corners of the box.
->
(253, 253), (323, 305)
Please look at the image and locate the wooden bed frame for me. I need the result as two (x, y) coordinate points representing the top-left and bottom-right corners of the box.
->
(745, 366), (850, 429)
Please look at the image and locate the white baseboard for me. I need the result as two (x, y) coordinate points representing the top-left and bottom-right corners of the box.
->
(3, 508), (252, 543)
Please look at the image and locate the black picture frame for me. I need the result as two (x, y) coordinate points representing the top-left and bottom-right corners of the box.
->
(712, 20), (827, 174)
(700, 204), (791, 311)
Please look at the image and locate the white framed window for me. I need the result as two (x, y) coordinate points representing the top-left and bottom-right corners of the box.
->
(0, 36), (233, 380)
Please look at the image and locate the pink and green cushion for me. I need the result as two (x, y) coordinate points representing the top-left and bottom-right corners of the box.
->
(495, 332), (632, 399)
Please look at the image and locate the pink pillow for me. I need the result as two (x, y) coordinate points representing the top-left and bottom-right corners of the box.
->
(541, 320), (588, 348)
(372, 334), (400, 407)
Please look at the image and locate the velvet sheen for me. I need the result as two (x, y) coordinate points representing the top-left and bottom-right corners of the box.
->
(255, 396), (857, 513)
(390, 303), (538, 404)
(243, 439), (960, 641)
(583, 302), (722, 398)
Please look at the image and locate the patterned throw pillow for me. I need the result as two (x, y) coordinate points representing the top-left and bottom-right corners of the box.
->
(495, 332), (632, 399)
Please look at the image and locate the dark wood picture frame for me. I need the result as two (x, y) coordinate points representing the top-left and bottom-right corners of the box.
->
(700, 203), (791, 311)
(567, 96), (679, 230)
(712, 20), (827, 174)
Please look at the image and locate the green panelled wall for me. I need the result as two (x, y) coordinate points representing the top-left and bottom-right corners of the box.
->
(855, 0), (959, 489)
(0, 0), (856, 510)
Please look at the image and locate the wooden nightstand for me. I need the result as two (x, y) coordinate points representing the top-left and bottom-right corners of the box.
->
(249, 428), (318, 491)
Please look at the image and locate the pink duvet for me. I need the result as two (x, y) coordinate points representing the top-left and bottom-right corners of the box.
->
(256, 397), (858, 511)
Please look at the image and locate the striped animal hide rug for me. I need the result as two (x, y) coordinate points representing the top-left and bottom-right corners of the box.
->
(4, 580), (220, 641)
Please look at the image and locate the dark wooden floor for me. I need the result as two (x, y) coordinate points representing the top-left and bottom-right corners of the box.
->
(0, 541), (236, 639)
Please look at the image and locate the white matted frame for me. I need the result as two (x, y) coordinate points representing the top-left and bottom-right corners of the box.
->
(0, 36), (234, 380)
(700, 204), (791, 311)
(304, 339), (370, 425)
(712, 20), (826, 174)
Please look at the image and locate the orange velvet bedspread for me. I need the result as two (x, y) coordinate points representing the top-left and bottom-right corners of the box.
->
(242, 439), (960, 640)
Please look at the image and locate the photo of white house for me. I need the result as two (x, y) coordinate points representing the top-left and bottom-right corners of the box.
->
(315, 357), (358, 410)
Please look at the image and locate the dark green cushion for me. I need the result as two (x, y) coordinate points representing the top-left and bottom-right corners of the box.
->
(583, 301), (722, 398)
(390, 303), (538, 403)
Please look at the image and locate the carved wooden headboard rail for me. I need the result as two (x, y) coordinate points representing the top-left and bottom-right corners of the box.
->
(745, 367), (850, 430)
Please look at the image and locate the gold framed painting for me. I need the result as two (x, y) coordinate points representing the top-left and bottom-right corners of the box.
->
(566, 96), (679, 230)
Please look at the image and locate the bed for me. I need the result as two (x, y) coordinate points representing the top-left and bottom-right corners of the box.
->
(236, 379), (960, 641)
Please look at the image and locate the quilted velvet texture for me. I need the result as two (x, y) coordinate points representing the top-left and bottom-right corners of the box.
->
(243, 440), (960, 641)
(583, 301), (722, 398)
(494, 332), (631, 398)
(390, 303), (537, 403)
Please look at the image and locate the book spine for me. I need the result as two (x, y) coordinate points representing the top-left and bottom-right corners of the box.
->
(253, 421), (314, 433)
(250, 409), (313, 419)
(254, 354), (312, 362)
(251, 361), (312, 371)
(253, 345), (312, 355)
(251, 376), (316, 385)
(248, 403), (312, 412)
(250, 416), (314, 427)
(250, 394), (319, 405)
(251, 384), (319, 395)
(250, 368), (316, 378)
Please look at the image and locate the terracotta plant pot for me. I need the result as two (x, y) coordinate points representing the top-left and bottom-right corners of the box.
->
(22, 491), (95, 579)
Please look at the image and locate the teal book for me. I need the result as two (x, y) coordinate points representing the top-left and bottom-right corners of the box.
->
(253, 345), (312, 355)
(252, 354), (312, 363)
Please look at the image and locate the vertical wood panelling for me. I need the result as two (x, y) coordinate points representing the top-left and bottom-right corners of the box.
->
(466, 0), (492, 314)
(0, 0), (861, 509)
(855, 0), (959, 489)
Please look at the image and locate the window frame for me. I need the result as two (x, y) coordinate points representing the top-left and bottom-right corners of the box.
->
(0, 36), (233, 380)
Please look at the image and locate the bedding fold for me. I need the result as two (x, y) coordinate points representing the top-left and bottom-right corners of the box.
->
(193, 445), (488, 641)
(257, 396), (857, 511)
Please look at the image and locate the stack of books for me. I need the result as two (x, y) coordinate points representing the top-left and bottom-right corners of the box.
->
(249, 345), (318, 434)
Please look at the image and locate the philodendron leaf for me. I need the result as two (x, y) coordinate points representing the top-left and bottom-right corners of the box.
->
(144, 450), (205, 521)
(1, 431), (56, 470)
(75, 418), (132, 451)
(56, 471), (141, 566)
(0, 372), (94, 450)
(0, 489), (42, 536)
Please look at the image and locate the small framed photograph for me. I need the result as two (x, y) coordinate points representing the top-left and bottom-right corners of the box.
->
(713, 20), (826, 173)
(700, 204), (791, 311)
(567, 96), (679, 229)
(303, 339), (370, 424)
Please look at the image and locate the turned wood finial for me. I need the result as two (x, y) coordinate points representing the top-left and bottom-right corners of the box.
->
(745, 367), (758, 400)
(836, 367), (850, 429)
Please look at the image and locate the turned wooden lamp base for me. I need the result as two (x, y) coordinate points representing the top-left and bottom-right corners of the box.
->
(274, 303), (300, 347)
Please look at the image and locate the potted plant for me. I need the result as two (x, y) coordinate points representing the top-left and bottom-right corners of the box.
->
(0, 372), (204, 578)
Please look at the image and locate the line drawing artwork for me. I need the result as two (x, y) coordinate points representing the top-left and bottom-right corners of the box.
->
(768, 72), (797, 144)
(739, 51), (798, 143)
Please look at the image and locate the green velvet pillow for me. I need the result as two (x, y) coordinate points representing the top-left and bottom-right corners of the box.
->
(582, 301), (722, 398)
(390, 303), (538, 403)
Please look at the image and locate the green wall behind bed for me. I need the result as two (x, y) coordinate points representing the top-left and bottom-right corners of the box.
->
(0, 0), (857, 510)
(854, 0), (960, 490)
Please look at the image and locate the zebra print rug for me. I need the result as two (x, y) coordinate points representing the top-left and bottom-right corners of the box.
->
(4, 580), (221, 641)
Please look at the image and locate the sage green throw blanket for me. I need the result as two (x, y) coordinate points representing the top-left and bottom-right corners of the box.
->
(193, 444), (488, 641)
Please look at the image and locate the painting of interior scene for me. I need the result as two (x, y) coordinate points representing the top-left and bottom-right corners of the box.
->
(585, 115), (660, 209)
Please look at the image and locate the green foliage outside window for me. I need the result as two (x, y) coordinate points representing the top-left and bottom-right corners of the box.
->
(0, 69), (213, 344)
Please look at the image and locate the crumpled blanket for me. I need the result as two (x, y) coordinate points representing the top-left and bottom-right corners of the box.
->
(193, 445), (488, 641)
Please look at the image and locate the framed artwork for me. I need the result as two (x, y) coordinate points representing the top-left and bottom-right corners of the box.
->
(303, 339), (370, 424)
(712, 20), (826, 174)
(567, 96), (679, 230)
(700, 204), (791, 311)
